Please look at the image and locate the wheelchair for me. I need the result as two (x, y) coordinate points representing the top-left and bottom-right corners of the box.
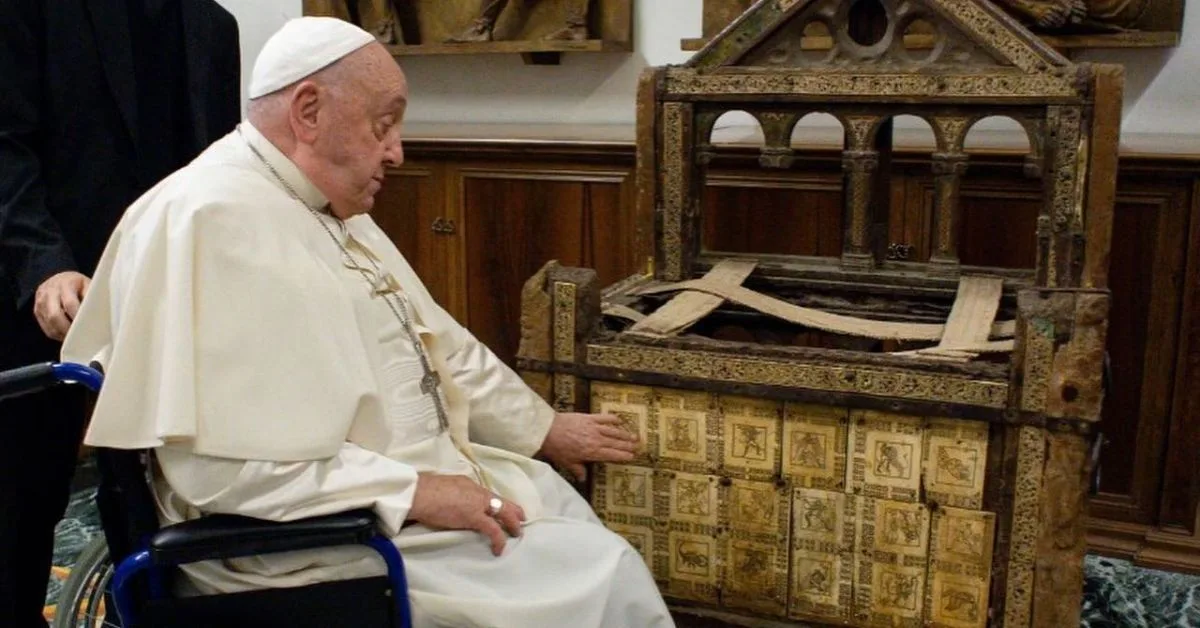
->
(0, 362), (414, 628)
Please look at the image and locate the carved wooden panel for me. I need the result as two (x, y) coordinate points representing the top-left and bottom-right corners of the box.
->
(459, 166), (633, 366)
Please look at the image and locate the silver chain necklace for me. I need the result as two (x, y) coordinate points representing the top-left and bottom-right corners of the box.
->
(240, 129), (449, 432)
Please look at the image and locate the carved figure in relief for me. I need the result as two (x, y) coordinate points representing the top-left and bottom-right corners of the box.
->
(612, 471), (646, 508)
(992, 0), (1150, 31)
(874, 441), (911, 479)
(736, 547), (771, 578)
(804, 564), (832, 594)
(883, 508), (922, 547)
(667, 416), (699, 453)
(791, 432), (826, 469)
(735, 487), (775, 523)
(799, 497), (836, 533)
(676, 540), (710, 574)
(306, 0), (408, 44)
(947, 520), (984, 557)
(614, 410), (639, 437)
(623, 533), (646, 555)
(937, 447), (976, 486)
(942, 587), (980, 620)
(446, 0), (592, 43)
(735, 424), (767, 460)
(676, 480), (711, 516)
(881, 571), (919, 610)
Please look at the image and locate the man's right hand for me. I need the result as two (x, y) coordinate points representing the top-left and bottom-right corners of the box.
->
(34, 271), (90, 341)
(408, 473), (525, 556)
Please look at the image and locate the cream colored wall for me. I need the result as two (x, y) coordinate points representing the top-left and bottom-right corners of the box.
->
(213, 0), (1198, 138)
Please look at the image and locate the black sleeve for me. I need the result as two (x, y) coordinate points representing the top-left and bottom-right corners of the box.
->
(0, 0), (76, 311)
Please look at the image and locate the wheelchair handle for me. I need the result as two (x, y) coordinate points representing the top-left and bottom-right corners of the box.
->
(0, 362), (104, 401)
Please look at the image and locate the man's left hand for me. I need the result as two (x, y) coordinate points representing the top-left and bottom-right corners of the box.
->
(538, 412), (639, 481)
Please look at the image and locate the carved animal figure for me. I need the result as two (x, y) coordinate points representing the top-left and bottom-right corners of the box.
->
(801, 498), (836, 532)
(738, 549), (769, 575)
(938, 447), (974, 483)
(805, 566), (831, 594)
(677, 542), (710, 572)
(943, 588), (980, 619)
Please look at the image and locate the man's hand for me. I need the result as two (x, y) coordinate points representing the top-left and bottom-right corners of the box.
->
(408, 473), (525, 556)
(538, 412), (639, 481)
(34, 271), (90, 341)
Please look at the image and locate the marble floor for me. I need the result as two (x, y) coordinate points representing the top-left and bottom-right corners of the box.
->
(44, 486), (1200, 627)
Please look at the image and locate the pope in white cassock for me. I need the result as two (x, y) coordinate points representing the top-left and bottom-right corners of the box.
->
(61, 16), (676, 628)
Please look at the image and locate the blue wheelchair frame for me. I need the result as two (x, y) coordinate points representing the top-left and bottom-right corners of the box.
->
(0, 362), (413, 628)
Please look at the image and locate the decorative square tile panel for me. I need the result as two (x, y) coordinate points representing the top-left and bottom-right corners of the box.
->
(590, 382), (655, 464)
(923, 419), (990, 510)
(789, 488), (854, 623)
(848, 411), (925, 503)
(783, 403), (849, 490)
(719, 395), (782, 480)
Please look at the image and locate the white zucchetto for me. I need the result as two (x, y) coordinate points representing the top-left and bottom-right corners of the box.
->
(248, 17), (376, 99)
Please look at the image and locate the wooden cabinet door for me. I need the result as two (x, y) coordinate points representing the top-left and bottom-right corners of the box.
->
(457, 164), (635, 366)
(374, 162), (458, 315)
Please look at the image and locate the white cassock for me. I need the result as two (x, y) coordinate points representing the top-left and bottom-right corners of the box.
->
(62, 122), (675, 628)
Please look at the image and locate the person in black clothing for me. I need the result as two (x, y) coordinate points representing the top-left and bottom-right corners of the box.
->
(0, 2), (241, 625)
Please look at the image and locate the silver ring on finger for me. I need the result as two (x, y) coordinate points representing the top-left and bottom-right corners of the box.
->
(487, 496), (503, 518)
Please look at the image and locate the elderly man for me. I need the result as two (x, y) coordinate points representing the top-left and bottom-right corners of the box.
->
(62, 16), (675, 628)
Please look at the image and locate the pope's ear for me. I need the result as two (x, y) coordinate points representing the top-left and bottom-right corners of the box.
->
(288, 81), (323, 144)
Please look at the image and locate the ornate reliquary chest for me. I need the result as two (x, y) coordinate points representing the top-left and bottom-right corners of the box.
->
(516, 1), (1123, 626)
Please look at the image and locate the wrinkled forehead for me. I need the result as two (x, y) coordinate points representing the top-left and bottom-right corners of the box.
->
(355, 45), (407, 108)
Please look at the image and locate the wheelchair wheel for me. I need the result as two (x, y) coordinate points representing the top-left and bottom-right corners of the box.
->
(52, 536), (115, 628)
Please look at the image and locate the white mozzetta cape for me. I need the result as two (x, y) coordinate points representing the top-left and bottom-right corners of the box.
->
(62, 122), (554, 463)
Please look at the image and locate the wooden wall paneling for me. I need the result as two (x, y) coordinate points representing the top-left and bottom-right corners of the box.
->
(458, 165), (634, 366)
(699, 170), (844, 257)
(1089, 183), (1191, 533)
(1157, 179), (1200, 531)
(887, 170), (932, 262)
(374, 163), (459, 312)
(1130, 179), (1200, 573)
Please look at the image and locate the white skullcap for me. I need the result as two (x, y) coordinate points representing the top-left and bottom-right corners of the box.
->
(248, 17), (376, 99)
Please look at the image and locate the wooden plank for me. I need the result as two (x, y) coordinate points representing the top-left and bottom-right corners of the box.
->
(1083, 65), (1124, 289)
(631, 259), (758, 335)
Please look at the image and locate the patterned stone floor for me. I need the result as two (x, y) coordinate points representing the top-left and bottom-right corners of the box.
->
(44, 486), (1200, 627)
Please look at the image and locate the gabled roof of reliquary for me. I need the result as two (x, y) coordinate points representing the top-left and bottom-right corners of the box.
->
(666, 0), (1089, 102)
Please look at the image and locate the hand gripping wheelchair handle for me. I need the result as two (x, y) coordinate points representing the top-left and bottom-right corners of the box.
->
(0, 361), (103, 401)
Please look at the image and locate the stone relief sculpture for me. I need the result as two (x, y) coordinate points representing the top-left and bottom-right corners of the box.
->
(446, 0), (592, 42)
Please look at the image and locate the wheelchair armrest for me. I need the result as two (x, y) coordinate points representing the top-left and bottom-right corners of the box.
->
(149, 509), (378, 566)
